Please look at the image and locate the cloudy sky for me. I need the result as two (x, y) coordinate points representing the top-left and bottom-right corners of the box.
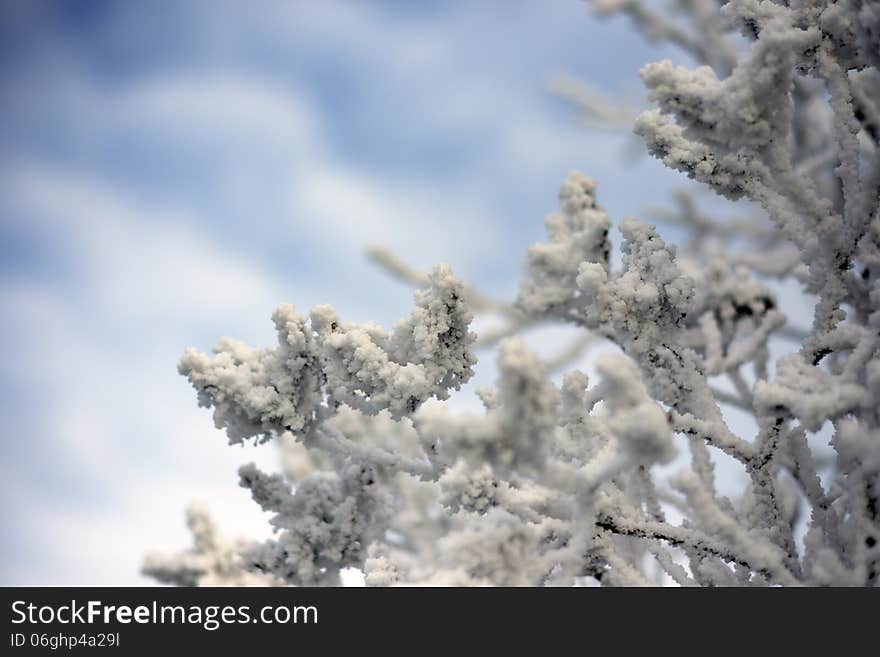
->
(0, 0), (733, 585)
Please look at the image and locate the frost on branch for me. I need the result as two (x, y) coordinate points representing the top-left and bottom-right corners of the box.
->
(519, 171), (611, 317)
(416, 339), (560, 479)
(364, 342), (677, 586)
(178, 264), (476, 445)
(149, 0), (880, 586)
(754, 354), (868, 432)
(142, 506), (271, 586)
(239, 461), (392, 586)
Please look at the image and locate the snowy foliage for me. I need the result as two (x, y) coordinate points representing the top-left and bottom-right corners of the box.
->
(147, 0), (880, 586)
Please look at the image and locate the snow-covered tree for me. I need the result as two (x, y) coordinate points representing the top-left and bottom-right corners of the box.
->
(145, 0), (880, 586)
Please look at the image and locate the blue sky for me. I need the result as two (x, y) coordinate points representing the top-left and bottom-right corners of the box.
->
(0, 0), (709, 584)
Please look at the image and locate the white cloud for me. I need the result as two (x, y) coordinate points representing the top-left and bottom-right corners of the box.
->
(290, 164), (505, 270)
(2, 166), (286, 324)
(113, 73), (323, 156)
